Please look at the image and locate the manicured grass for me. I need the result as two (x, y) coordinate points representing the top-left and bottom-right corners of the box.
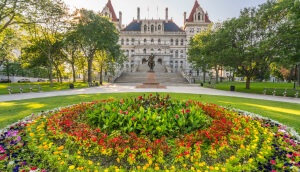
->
(197, 81), (299, 96)
(0, 93), (299, 134)
(0, 81), (89, 95)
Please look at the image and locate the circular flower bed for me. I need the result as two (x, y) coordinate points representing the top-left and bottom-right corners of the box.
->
(1, 94), (300, 172)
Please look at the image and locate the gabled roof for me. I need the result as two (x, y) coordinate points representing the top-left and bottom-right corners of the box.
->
(187, 0), (211, 23)
(121, 20), (184, 32)
(105, 0), (118, 22)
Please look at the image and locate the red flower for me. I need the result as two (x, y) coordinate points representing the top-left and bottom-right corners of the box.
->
(150, 94), (152, 96)
(131, 117), (136, 120)
(270, 160), (276, 164)
(31, 167), (38, 170)
(175, 114), (179, 119)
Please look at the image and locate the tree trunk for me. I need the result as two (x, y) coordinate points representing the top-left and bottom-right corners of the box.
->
(100, 64), (103, 85)
(203, 71), (206, 83)
(87, 57), (93, 83)
(220, 67), (223, 82)
(71, 63), (76, 82)
(246, 77), (251, 89)
(232, 70), (235, 81)
(288, 68), (294, 83)
(215, 67), (219, 84)
(59, 70), (62, 83)
(297, 62), (300, 86)
(49, 61), (53, 87)
(83, 69), (86, 82)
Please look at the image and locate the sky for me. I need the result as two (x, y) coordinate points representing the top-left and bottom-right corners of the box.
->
(63, 0), (268, 27)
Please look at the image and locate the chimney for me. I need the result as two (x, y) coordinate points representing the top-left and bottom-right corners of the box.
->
(137, 7), (140, 23)
(165, 8), (168, 23)
(183, 12), (186, 25)
(119, 11), (122, 29)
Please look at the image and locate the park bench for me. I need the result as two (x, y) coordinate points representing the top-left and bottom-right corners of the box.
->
(88, 82), (96, 87)
(7, 86), (22, 94)
(206, 83), (216, 89)
(7, 85), (42, 94)
(263, 88), (299, 98)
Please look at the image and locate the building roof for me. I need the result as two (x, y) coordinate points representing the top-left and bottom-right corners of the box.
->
(105, 0), (118, 22)
(187, 0), (211, 23)
(122, 20), (184, 32)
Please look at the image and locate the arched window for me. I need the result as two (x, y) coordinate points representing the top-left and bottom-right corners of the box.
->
(170, 60), (173, 68)
(175, 61), (178, 68)
(151, 25), (154, 33)
(131, 38), (135, 45)
(151, 39), (154, 44)
(180, 50), (183, 53)
(180, 61), (183, 68)
(176, 39), (179, 46)
(143, 49), (146, 54)
(131, 50), (134, 57)
(125, 50), (129, 56)
(144, 39), (147, 44)
(198, 13), (201, 21)
(105, 12), (108, 16)
(126, 39), (129, 45)
(158, 25), (161, 31)
(121, 39), (124, 45)
(144, 25), (147, 32)
(158, 49), (161, 54)
(181, 39), (184, 46)
(170, 39), (173, 45)
(180, 50), (184, 58)
(175, 50), (178, 58)
(151, 49), (154, 53)
(158, 39), (161, 45)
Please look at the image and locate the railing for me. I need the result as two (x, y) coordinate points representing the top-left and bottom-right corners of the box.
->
(181, 69), (193, 84)
(112, 68), (124, 83)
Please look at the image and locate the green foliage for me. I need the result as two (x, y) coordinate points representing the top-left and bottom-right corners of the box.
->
(85, 94), (210, 139)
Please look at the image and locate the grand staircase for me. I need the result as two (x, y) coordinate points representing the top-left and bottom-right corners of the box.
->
(114, 64), (189, 84)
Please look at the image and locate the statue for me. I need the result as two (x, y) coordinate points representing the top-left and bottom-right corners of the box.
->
(147, 53), (155, 72)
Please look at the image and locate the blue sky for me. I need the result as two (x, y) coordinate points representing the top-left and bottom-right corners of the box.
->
(64, 0), (268, 27)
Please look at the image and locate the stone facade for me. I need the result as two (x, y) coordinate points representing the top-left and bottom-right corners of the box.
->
(101, 0), (212, 76)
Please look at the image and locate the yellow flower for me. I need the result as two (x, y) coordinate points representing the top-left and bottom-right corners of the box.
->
(58, 146), (64, 150)
(191, 167), (195, 171)
(143, 166), (147, 170)
(149, 160), (153, 165)
(146, 164), (149, 168)
(248, 158), (253, 163)
(79, 167), (84, 170)
(95, 171), (98, 172)
(77, 156), (81, 159)
(69, 165), (75, 170)
(199, 163), (204, 167)
(39, 146), (43, 149)
(28, 128), (31, 131)
(58, 157), (61, 160)
(137, 166), (141, 169)
(166, 170), (170, 172)
(155, 167), (159, 170)
(87, 170), (90, 172)
(29, 133), (34, 137)
(210, 166), (214, 170)
(65, 155), (68, 157)
(60, 161), (64, 165)
(97, 163), (100, 166)
(88, 160), (93, 165)
(183, 164), (187, 167)
(215, 167), (219, 170)
(77, 151), (81, 154)
(241, 144), (245, 149)
(221, 168), (226, 171)
(117, 158), (120, 163)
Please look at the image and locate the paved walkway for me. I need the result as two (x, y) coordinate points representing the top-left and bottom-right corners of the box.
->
(0, 83), (299, 104)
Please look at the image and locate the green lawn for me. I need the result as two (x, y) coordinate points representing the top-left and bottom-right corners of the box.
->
(0, 81), (89, 95)
(0, 93), (299, 134)
(197, 81), (299, 96)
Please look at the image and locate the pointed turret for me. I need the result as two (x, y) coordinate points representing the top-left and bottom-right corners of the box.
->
(102, 0), (118, 22)
(187, 0), (211, 23)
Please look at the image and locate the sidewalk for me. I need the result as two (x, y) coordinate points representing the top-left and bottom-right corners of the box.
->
(0, 83), (299, 104)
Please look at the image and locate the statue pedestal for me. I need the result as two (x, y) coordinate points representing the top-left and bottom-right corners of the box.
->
(136, 72), (166, 89)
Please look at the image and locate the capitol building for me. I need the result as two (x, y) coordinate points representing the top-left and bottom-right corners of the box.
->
(101, 0), (213, 79)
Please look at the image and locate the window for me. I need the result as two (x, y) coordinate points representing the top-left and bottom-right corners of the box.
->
(104, 12), (108, 16)
(175, 61), (178, 68)
(175, 50), (178, 58)
(190, 28), (194, 33)
(170, 60), (173, 68)
(151, 39), (154, 44)
(125, 50), (129, 56)
(143, 49), (146, 54)
(170, 50), (173, 57)
(144, 25), (147, 32)
(144, 39), (147, 44)
(197, 28), (201, 33)
(151, 49), (154, 53)
(126, 39), (129, 45)
(180, 61), (183, 68)
(158, 49), (161, 54)
(158, 25), (161, 31)
(131, 38), (135, 45)
(198, 13), (201, 21)
(176, 39), (178, 46)
(121, 39), (124, 45)
(158, 39), (161, 45)
(170, 39), (173, 45)
(151, 25), (154, 33)
(181, 39), (184, 46)
(131, 50), (134, 57)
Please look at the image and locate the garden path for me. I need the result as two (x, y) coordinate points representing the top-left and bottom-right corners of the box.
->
(0, 83), (299, 104)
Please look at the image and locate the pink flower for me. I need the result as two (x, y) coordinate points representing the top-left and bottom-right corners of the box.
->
(186, 109), (190, 113)
(175, 114), (179, 119)
(286, 154), (292, 158)
(270, 160), (276, 164)
(271, 171), (277, 172)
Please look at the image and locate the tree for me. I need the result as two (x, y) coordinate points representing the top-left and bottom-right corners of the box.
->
(72, 9), (120, 83)
(0, 27), (21, 66)
(24, 0), (67, 86)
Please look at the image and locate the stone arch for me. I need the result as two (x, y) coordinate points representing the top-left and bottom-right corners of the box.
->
(142, 58), (147, 64)
(157, 58), (162, 65)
